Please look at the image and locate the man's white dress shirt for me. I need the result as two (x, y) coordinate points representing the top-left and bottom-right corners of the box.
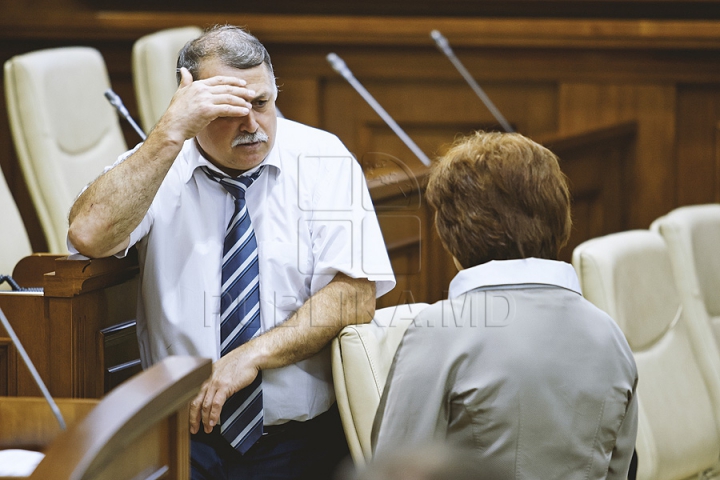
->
(72, 118), (395, 425)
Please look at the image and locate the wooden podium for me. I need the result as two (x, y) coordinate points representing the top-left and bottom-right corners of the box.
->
(0, 355), (211, 480)
(0, 251), (142, 399)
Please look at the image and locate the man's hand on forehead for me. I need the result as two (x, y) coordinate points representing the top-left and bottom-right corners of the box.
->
(183, 68), (257, 106)
(158, 68), (257, 144)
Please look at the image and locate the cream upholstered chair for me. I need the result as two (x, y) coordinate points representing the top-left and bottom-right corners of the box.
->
(573, 230), (720, 480)
(4, 47), (128, 253)
(332, 302), (429, 465)
(652, 204), (720, 353)
(0, 170), (32, 279)
(132, 26), (203, 133)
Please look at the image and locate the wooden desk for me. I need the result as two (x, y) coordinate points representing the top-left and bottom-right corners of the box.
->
(0, 252), (141, 398)
(0, 397), (97, 451)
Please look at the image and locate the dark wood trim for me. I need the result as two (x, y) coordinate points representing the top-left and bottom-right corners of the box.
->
(536, 121), (638, 153)
(3, 13), (720, 49)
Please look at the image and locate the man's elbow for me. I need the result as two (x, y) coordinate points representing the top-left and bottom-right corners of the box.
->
(330, 274), (376, 326)
(67, 221), (109, 258)
(356, 280), (376, 325)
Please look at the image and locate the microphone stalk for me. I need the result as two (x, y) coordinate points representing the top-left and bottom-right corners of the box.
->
(104, 89), (147, 141)
(0, 307), (66, 430)
(430, 30), (514, 133)
(326, 53), (431, 167)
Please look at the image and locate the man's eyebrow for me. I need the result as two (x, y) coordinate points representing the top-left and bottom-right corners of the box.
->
(250, 89), (276, 102)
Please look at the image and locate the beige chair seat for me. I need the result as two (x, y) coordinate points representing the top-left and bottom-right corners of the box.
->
(573, 230), (720, 480)
(332, 302), (429, 465)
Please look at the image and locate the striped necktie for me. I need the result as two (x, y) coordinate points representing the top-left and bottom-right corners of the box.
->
(203, 165), (265, 454)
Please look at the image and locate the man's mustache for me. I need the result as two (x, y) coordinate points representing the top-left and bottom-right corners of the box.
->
(232, 131), (269, 147)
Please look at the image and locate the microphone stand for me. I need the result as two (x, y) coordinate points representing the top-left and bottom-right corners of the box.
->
(104, 89), (147, 141)
(0, 307), (66, 430)
(326, 53), (431, 167)
(430, 30), (514, 133)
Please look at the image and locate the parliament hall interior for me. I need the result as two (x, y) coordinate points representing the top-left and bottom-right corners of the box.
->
(1, 1), (720, 479)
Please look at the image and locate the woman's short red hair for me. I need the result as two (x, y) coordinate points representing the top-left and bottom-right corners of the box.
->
(426, 131), (572, 268)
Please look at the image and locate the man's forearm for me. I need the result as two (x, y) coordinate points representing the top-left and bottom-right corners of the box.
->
(245, 274), (376, 370)
(190, 273), (377, 433)
(67, 131), (183, 257)
(67, 67), (240, 258)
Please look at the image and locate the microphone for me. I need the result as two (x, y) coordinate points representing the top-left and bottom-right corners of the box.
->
(104, 89), (147, 141)
(326, 53), (431, 167)
(0, 307), (66, 430)
(430, 30), (514, 133)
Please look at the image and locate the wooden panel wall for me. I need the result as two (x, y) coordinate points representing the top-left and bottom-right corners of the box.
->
(558, 84), (677, 228)
(38, 1), (720, 19)
(2, 7), (720, 303)
(677, 88), (720, 205)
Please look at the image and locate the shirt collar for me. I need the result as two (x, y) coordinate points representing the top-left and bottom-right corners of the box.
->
(179, 138), (282, 183)
(447, 258), (582, 299)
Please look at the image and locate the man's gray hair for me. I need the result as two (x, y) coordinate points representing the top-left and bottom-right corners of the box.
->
(176, 25), (275, 84)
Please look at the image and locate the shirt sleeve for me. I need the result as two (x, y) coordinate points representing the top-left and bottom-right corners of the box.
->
(308, 149), (395, 298)
(112, 214), (153, 259)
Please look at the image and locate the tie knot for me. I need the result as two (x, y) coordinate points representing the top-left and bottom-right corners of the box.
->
(202, 166), (265, 200)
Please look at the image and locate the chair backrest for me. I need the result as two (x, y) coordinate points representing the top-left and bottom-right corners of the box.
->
(652, 204), (720, 353)
(573, 230), (720, 480)
(332, 302), (429, 466)
(0, 169), (32, 279)
(29, 355), (211, 480)
(132, 26), (203, 133)
(4, 47), (128, 253)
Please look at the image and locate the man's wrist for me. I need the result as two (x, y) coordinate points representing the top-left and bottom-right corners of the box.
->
(237, 340), (272, 373)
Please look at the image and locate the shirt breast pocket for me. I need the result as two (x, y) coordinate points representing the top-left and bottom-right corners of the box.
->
(257, 240), (311, 327)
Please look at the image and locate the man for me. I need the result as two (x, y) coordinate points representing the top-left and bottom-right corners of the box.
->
(68, 26), (395, 479)
(371, 131), (637, 479)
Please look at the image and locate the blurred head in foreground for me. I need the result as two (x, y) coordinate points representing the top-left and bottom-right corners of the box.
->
(339, 443), (491, 480)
